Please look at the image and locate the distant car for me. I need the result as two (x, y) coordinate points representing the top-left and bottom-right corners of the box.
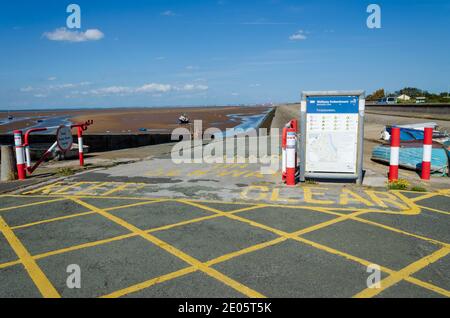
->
(377, 97), (397, 105)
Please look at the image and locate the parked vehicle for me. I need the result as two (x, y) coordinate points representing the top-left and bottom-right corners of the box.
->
(377, 97), (397, 105)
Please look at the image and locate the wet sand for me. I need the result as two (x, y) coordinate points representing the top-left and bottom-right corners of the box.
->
(0, 106), (270, 134)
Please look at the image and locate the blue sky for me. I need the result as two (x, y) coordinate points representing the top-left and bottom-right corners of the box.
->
(0, 0), (449, 110)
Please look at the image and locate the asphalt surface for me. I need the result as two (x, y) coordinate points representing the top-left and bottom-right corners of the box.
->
(0, 139), (449, 298)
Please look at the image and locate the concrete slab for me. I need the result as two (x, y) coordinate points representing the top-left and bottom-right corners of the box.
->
(37, 236), (189, 298)
(302, 220), (440, 270)
(108, 201), (214, 230)
(213, 240), (375, 298)
(236, 207), (338, 233)
(0, 264), (42, 298)
(153, 217), (278, 262)
(14, 213), (130, 255)
(124, 271), (245, 298)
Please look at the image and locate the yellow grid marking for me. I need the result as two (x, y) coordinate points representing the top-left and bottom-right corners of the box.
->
(69, 197), (266, 298)
(417, 205), (450, 216)
(0, 191), (448, 298)
(102, 267), (198, 298)
(353, 247), (450, 298)
(9, 199), (165, 230)
(0, 197), (66, 212)
(351, 215), (449, 247)
(409, 192), (439, 202)
(0, 216), (60, 298)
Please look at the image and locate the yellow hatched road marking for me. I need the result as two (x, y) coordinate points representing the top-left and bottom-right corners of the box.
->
(10, 199), (164, 231)
(0, 198), (66, 212)
(353, 247), (450, 298)
(417, 205), (450, 216)
(102, 267), (198, 298)
(75, 182), (110, 195)
(0, 216), (60, 298)
(101, 183), (147, 196)
(69, 197), (266, 298)
(52, 182), (90, 194)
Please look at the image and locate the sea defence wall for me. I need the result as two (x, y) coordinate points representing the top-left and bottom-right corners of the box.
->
(0, 133), (174, 153)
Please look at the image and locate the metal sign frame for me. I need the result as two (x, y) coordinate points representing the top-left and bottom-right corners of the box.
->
(299, 90), (365, 184)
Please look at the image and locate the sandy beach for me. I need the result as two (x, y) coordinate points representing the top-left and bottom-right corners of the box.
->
(0, 105), (270, 134)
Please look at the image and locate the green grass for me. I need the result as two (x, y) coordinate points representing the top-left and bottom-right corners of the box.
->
(56, 167), (75, 177)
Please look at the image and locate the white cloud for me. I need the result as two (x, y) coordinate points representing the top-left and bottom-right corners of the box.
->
(48, 77), (57, 81)
(177, 84), (208, 91)
(185, 65), (198, 70)
(249, 83), (261, 87)
(161, 10), (176, 16)
(43, 28), (104, 42)
(289, 30), (307, 41)
(136, 83), (172, 93)
(21, 82), (91, 94)
(82, 83), (208, 96)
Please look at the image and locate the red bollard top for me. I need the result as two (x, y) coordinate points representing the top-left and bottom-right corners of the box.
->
(282, 127), (287, 148)
(390, 127), (401, 147)
(290, 119), (298, 133)
(423, 127), (433, 146)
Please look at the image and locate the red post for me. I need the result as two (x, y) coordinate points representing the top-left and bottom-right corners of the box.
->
(77, 127), (84, 166)
(389, 127), (400, 182)
(281, 127), (287, 181)
(421, 127), (433, 180)
(13, 130), (26, 180)
(285, 128), (297, 186)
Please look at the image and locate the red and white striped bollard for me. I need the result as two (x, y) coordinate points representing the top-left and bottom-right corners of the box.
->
(77, 127), (84, 166)
(13, 130), (26, 180)
(389, 127), (400, 182)
(285, 128), (297, 186)
(421, 127), (433, 180)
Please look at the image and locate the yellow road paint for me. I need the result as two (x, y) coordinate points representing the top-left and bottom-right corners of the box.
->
(240, 185), (269, 201)
(404, 276), (450, 297)
(351, 216), (449, 247)
(101, 266), (198, 298)
(101, 183), (146, 196)
(69, 197), (266, 298)
(0, 197), (66, 212)
(0, 259), (21, 269)
(52, 182), (91, 194)
(339, 189), (374, 207)
(11, 211), (96, 230)
(354, 247), (450, 298)
(0, 216), (60, 298)
(1, 189), (448, 298)
(22, 182), (64, 194)
(303, 187), (334, 205)
(417, 205), (450, 216)
(365, 191), (408, 210)
(10, 199), (164, 231)
(270, 188), (299, 203)
(410, 192), (438, 203)
(75, 182), (110, 195)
